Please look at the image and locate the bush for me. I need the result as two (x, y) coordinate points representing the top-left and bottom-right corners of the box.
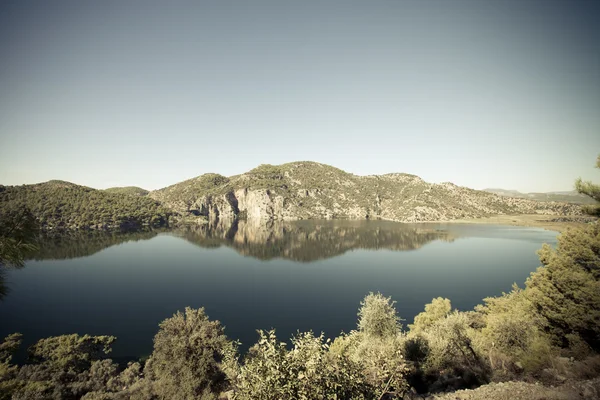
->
(525, 224), (600, 351)
(409, 297), (451, 334)
(228, 330), (373, 400)
(145, 307), (231, 400)
(358, 292), (402, 339)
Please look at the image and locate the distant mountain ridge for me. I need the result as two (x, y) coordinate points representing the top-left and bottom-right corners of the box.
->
(0, 162), (586, 231)
(149, 161), (582, 223)
(483, 188), (597, 205)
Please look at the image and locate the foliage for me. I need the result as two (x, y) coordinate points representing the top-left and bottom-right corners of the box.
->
(145, 307), (231, 400)
(575, 154), (600, 215)
(28, 334), (116, 373)
(0, 204), (39, 267)
(0, 333), (124, 400)
(409, 297), (452, 333)
(0, 181), (171, 231)
(228, 329), (374, 400)
(331, 293), (410, 398)
(103, 187), (149, 197)
(358, 292), (402, 339)
(474, 287), (555, 376)
(148, 161), (582, 223)
(420, 312), (486, 376)
(525, 223), (600, 351)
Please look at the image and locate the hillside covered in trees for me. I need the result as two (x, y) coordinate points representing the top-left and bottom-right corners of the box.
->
(150, 162), (583, 224)
(103, 187), (149, 197)
(0, 162), (586, 232)
(1, 223), (599, 399)
(0, 181), (171, 231)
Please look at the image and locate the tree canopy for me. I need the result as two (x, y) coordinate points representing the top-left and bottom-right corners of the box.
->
(575, 154), (600, 216)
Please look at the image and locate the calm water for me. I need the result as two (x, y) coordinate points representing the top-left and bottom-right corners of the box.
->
(0, 220), (557, 361)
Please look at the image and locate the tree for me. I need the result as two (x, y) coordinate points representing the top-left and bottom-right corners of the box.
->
(409, 297), (452, 333)
(145, 307), (231, 400)
(525, 223), (600, 351)
(0, 205), (39, 268)
(575, 154), (600, 216)
(357, 292), (402, 339)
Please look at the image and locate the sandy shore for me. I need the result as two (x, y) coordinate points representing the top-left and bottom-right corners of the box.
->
(427, 214), (595, 232)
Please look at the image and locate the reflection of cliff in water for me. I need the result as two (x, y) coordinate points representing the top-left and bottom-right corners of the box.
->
(174, 219), (454, 262)
(30, 230), (160, 260)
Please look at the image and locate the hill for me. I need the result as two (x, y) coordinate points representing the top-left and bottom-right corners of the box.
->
(150, 161), (582, 223)
(104, 186), (149, 196)
(0, 181), (172, 231)
(484, 188), (597, 205)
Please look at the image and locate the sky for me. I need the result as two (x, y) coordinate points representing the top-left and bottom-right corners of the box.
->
(0, 0), (599, 193)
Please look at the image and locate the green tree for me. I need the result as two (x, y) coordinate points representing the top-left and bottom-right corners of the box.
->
(229, 330), (373, 400)
(575, 154), (600, 216)
(525, 223), (600, 351)
(145, 307), (231, 400)
(0, 205), (39, 268)
(409, 297), (452, 333)
(357, 292), (402, 339)
(27, 334), (116, 373)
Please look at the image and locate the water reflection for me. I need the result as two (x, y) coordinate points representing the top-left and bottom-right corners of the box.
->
(31, 230), (161, 260)
(175, 219), (453, 262)
(1, 220), (557, 360)
(29, 220), (453, 262)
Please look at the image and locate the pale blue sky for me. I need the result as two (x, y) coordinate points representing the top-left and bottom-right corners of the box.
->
(1, 0), (599, 192)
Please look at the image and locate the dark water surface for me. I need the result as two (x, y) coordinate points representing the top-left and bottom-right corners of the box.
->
(0, 220), (557, 360)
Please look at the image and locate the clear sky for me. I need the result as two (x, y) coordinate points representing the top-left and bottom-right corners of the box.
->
(0, 0), (598, 192)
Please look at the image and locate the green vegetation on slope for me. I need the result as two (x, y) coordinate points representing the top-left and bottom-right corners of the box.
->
(0, 181), (172, 231)
(103, 187), (149, 197)
(1, 222), (599, 399)
(150, 161), (582, 223)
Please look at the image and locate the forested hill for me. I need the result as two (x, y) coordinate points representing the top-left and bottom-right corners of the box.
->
(103, 186), (149, 196)
(150, 161), (583, 223)
(0, 181), (171, 231)
(0, 162), (585, 231)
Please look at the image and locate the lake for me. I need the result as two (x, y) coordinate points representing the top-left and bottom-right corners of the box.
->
(0, 219), (557, 361)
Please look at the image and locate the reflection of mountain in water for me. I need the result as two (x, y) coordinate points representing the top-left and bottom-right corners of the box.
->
(31, 230), (160, 260)
(24, 221), (453, 263)
(174, 219), (453, 262)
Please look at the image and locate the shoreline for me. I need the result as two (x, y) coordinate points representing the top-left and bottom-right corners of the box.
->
(426, 214), (595, 232)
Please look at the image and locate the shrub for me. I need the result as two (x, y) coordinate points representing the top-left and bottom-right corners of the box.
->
(409, 297), (452, 333)
(228, 330), (373, 400)
(145, 307), (231, 400)
(358, 292), (402, 339)
(525, 224), (600, 351)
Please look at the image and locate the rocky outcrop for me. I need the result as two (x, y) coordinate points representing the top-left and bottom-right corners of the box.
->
(149, 162), (585, 224)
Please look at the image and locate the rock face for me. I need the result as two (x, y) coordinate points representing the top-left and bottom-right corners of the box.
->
(149, 162), (584, 224)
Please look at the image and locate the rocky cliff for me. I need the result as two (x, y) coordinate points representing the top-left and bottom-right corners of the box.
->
(149, 162), (583, 224)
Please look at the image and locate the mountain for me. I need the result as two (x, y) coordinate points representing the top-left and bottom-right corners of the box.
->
(0, 181), (172, 231)
(104, 186), (149, 196)
(150, 161), (582, 224)
(483, 188), (597, 205)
